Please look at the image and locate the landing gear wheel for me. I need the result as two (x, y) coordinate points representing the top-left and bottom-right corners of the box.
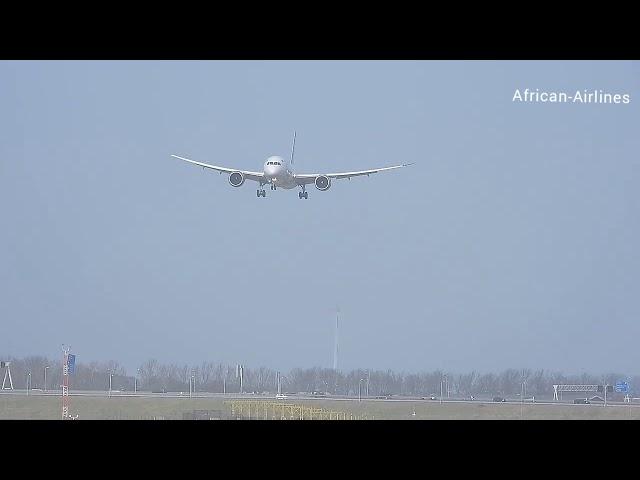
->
(298, 192), (303, 199)
(304, 192), (308, 199)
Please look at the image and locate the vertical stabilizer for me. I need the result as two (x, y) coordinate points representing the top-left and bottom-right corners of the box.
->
(290, 131), (297, 166)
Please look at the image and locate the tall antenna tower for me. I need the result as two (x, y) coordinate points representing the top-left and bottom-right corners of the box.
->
(1, 361), (13, 390)
(333, 308), (339, 371)
(62, 345), (70, 419)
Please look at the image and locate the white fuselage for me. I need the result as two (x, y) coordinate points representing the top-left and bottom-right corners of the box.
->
(263, 155), (297, 189)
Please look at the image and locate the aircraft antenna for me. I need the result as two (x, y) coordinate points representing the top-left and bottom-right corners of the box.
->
(290, 131), (297, 166)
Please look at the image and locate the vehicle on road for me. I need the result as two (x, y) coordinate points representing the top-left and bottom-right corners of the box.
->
(493, 396), (506, 402)
(574, 398), (590, 404)
(276, 393), (288, 400)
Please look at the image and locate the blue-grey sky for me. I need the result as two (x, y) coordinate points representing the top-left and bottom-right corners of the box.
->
(1, 61), (638, 375)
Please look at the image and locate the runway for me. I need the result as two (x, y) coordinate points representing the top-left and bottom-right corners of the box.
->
(2, 389), (638, 409)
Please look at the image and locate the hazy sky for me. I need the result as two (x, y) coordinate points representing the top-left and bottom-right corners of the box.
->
(1, 60), (638, 375)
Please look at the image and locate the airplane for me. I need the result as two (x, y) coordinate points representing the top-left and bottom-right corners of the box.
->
(171, 132), (413, 199)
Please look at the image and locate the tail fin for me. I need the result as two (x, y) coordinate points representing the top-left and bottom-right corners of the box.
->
(290, 130), (296, 166)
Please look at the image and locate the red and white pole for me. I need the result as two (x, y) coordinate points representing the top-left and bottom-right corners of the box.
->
(62, 346), (70, 419)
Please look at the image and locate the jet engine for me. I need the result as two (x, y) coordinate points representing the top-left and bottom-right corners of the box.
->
(228, 171), (245, 187)
(314, 175), (331, 191)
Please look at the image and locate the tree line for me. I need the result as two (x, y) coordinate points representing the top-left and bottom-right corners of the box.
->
(1, 355), (636, 398)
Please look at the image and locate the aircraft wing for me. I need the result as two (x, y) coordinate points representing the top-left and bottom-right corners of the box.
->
(294, 163), (413, 185)
(171, 155), (264, 182)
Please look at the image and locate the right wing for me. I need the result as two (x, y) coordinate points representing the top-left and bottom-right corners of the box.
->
(294, 163), (413, 185)
(171, 155), (264, 182)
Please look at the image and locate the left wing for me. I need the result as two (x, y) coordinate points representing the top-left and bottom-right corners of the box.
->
(171, 155), (264, 182)
(294, 163), (413, 185)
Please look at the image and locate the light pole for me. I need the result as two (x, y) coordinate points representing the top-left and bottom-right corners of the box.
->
(135, 368), (140, 394)
(366, 370), (370, 397)
(44, 366), (49, 393)
(520, 377), (525, 419)
(109, 372), (113, 398)
(446, 375), (450, 399)
(440, 375), (444, 404)
(27, 372), (31, 395)
(359, 378), (364, 402)
(237, 364), (244, 394)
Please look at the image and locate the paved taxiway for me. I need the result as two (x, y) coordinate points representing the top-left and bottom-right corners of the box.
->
(2, 389), (638, 410)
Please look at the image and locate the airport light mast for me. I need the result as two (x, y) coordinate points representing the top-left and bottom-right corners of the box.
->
(333, 309), (339, 371)
(1, 361), (14, 390)
(366, 370), (370, 397)
(333, 308), (339, 395)
(236, 364), (244, 394)
(62, 346), (70, 419)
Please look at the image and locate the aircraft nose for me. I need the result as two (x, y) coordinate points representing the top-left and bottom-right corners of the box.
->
(265, 165), (279, 177)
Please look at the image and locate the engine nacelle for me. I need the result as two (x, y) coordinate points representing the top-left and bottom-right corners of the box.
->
(228, 171), (245, 187)
(314, 175), (331, 191)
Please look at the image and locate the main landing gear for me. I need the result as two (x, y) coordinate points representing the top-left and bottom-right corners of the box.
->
(256, 189), (266, 197)
(298, 186), (308, 199)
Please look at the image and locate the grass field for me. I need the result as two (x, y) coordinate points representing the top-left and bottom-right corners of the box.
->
(1, 395), (639, 419)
